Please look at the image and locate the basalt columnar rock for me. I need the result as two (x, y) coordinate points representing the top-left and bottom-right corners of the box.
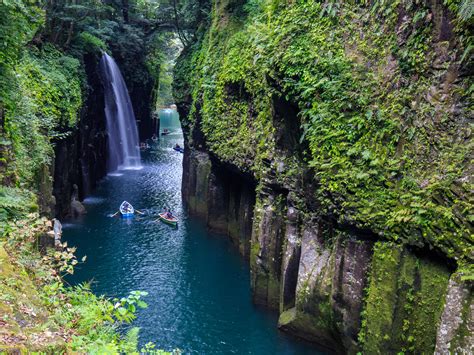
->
(52, 52), (108, 217)
(174, 0), (473, 353)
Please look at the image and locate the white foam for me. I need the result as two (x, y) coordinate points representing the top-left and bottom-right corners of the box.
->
(120, 165), (144, 171)
(83, 197), (105, 204)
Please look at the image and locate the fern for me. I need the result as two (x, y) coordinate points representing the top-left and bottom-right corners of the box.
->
(459, 0), (474, 21)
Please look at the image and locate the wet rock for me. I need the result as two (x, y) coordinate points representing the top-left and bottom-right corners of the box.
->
(331, 237), (372, 352)
(37, 219), (63, 253)
(207, 168), (229, 234)
(280, 206), (301, 312)
(53, 219), (62, 249)
(182, 148), (256, 258)
(71, 200), (86, 217)
(182, 149), (211, 218)
(277, 219), (373, 353)
(53, 52), (108, 218)
(435, 277), (474, 354)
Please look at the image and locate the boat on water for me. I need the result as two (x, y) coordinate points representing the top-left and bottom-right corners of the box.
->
(161, 129), (170, 136)
(120, 201), (134, 218)
(173, 145), (184, 153)
(158, 211), (178, 226)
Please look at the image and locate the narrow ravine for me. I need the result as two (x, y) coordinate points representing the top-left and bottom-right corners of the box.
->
(62, 110), (322, 354)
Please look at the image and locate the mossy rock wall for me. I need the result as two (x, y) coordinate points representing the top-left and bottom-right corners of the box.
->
(174, 0), (473, 267)
(359, 242), (450, 353)
(174, 0), (473, 352)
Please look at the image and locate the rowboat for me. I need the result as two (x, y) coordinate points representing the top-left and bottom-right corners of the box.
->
(120, 201), (134, 218)
(161, 129), (170, 136)
(158, 212), (178, 226)
(173, 146), (184, 153)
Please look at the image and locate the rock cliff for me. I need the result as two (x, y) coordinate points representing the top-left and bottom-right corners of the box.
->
(174, 0), (473, 352)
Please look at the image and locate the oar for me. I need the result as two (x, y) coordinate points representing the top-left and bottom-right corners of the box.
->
(135, 209), (145, 215)
(111, 211), (119, 217)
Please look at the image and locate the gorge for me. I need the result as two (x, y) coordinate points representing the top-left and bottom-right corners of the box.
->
(0, 0), (472, 353)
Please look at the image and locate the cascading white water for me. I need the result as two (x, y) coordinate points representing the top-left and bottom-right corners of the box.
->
(100, 53), (141, 172)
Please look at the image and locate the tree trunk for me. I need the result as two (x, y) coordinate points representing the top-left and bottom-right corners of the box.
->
(122, 0), (129, 23)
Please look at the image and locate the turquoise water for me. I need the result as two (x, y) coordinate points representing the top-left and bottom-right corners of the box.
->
(63, 110), (322, 354)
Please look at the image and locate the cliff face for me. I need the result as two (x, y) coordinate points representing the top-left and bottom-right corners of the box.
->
(53, 52), (108, 217)
(174, 0), (473, 353)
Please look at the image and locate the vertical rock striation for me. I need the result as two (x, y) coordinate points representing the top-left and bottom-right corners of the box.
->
(53, 52), (108, 217)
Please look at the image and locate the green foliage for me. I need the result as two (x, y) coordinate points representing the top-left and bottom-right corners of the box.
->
(0, 214), (166, 353)
(15, 45), (83, 129)
(0, 1), (44, 106)
(0, 2), (181, 351)
(4, 45), (84, 190)
(77, 31), (108, 53)
(47, 284), (149, 353)
(0, 187), (37, 227)
(175, 0), (473, 265)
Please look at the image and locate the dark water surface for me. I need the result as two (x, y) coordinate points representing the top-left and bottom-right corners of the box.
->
(63, 110), (322, 354)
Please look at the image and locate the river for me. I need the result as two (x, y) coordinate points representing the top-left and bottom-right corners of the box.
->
(63, 109), (322, 354)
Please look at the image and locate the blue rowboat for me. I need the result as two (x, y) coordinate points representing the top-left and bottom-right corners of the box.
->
(120, 201), (134, 218)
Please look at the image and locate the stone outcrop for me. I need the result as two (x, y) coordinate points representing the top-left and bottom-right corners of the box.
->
(435, 277), (473, 354)
(182, 149), (256, 258)
(36, 219), (62, 254)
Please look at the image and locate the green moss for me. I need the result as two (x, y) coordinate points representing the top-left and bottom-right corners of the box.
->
(77, 32), (107, 54)
(174, 0), (473, 268)
(279, 306), (336, 346)
(278, 307), (296, 326)
(250, 238), (260, 266)
(358, 242), (404, 351)
(409, 258), (450, 352)
(359, 242), (450, 353)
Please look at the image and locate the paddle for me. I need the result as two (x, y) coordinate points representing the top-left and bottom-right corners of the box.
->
(111, 211), (119, 217)
(135, 209), (145, 215)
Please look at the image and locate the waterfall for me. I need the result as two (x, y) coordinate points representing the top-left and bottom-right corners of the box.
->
(100, 53), (141, 172)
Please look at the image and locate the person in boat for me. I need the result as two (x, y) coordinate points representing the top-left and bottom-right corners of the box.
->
(152, 133), (158, 141)
(174, 143), (181, 149)
(123, 202), (132, 213)
(163, 208), (173, 219)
